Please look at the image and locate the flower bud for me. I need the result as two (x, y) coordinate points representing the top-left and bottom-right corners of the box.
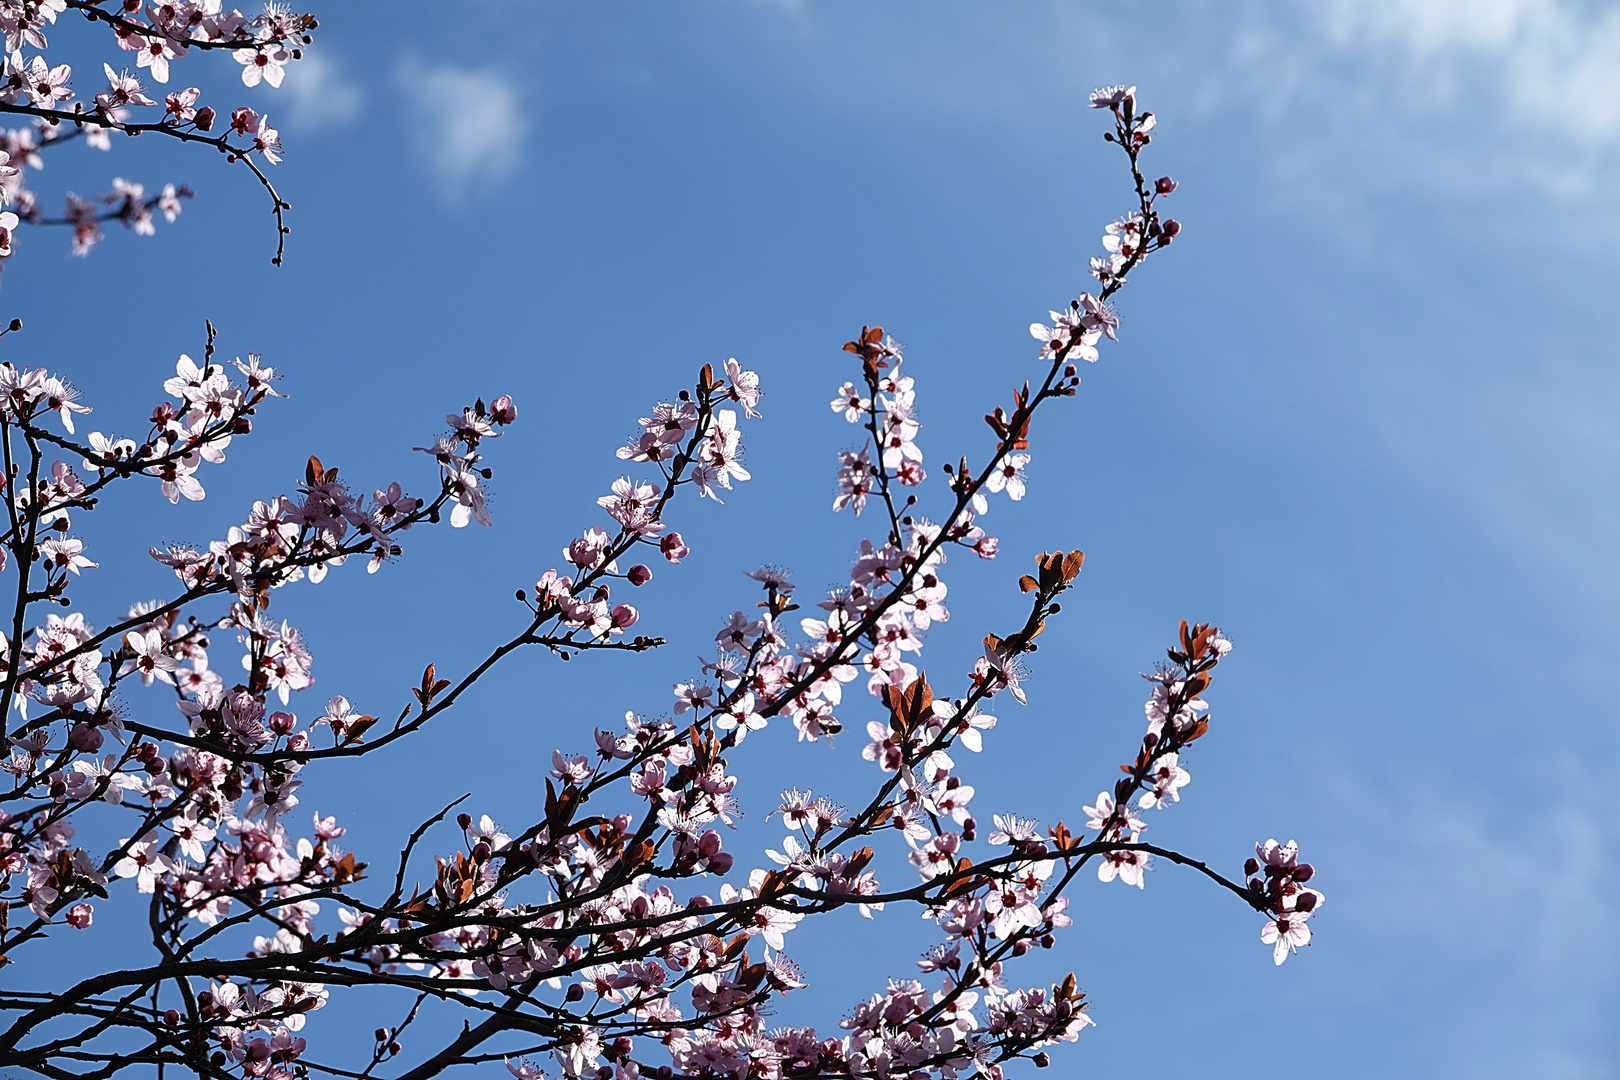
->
(627, 564), (652, 586)
(611, 603), (639, 630)
(1295, 891), (1318, 912)
(164, 1009), (180, 1026)
(1155, 176), (1177, 195)
(1033, 1054), (1051, 1068)
(471, 841), (491, 862)
(67, 723), (103, 752)
(490, 395), (517, 425)
(1161, 219), (1181, 239)
(194, 106), (215, 131)
(375, 1028), (389, 1043)
(660, 533), (690, 563)
(1011, 939), (1030, 957)
(457, 813), (472, 831)
(565, 983), (585, 1002)
(1293, 863), (1314, 882)
(1243, 858), (1260, 877)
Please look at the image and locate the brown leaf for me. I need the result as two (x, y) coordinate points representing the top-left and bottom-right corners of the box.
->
(884, 675), (934, 733)
(340, 715), (378, 747)
(845, 847), (874, 877)
(1018, 574), (1040, 593)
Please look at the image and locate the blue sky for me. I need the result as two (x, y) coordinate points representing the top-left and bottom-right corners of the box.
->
(8, 1), (1618, 1077)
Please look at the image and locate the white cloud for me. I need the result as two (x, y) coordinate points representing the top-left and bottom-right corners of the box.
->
(277, 50), (363, 131)
(1311, 0), (1620, 143)
(399, 62), (528, 202)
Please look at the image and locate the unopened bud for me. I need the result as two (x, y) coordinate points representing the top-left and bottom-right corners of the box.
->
(457, 813), (472, 830)
(1033, 1053), (1051, 1068)
(565, 983), (585, 1002)
(164, 1008), (180, 1025)
(1295, 891), (1318, 912)
(1155, 176), (1177, 195)
(68, 723), (103, 752)
(1161, 219), (1181, 238)
(194, 106), (215, 131)
(1293, 863), (1314, 882)
(1011, 939), (1031, 957)
(375, 1028), (389, 1043)
(660, 532), (690, 563)
(628, 564), (652, 586)
(1243, 858), (1260, 877)
(471, 841), (491, 862)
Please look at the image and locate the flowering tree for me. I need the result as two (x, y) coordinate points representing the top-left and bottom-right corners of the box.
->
(0, 0), (312, 266)
(0, 16), (1324, 1078)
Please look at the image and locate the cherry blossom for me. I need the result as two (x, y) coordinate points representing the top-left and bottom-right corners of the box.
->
(0, 85), (1321, 1080)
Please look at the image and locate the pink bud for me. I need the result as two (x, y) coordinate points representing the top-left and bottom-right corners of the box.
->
(1244, 857), (1260, 877)
(627, 564), (652, 586)
(490, 394), (517, 425)
(661, 533), (690, 563)
(611, 603), (639, 629)
(1155, 176), (1177, 195)
(457, 813), (472, 831)
(194, 106), (215, 131)
(67, 723), (103, 752)
(1295, 891), (1318, 912)
(65, 902), (93, 929)
(1161, 219), (1181, 239)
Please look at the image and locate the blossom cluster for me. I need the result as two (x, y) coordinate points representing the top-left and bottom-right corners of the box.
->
(0, 87), (1322, 1080)
(0, 0), (317, 265)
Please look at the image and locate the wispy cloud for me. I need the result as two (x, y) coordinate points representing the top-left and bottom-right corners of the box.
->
(398, 61), (528, 202)
(1310, 0), (1620, 144)
(276, 50), (363, 132)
